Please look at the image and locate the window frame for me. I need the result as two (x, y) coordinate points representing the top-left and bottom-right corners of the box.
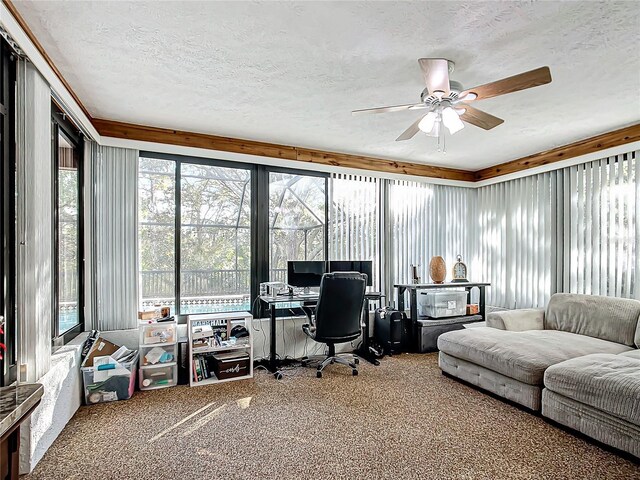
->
(138, 151), (329, 317)
(52, 105), (84, 347)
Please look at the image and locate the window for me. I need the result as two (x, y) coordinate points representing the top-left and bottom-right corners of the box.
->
(269, 172), (326, 282)
(138, 155), (330, 315)
(52, 108), (84, 344)
(138, 157), (176, 309)
(139, 154), (256, 315)
(180, 162), (251, 314)
(0, 40), (16, 385)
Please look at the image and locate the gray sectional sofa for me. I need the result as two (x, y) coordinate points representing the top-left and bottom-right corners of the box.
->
(437, 293), (640, 457)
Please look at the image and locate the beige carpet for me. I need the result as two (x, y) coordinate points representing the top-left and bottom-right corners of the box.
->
(27, 354), (639, 480)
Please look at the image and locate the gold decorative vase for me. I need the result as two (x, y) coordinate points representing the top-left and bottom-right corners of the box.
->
(429, 256), (446, 284)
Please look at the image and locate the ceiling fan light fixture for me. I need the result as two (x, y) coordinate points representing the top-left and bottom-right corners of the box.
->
(441, 106), (465, 134)
(418, 111), (438, 133)
(425, 118), (440, 138)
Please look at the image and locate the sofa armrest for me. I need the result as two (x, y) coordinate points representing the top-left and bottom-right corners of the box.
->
(486, 308), (545, 331)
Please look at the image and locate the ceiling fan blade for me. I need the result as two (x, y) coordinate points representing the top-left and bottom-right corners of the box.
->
(395, 115), (425, 141)
(458, 104), (504, 130)
(418, 58), (450, 95)
(461, 66), (552, 102)
(352, 103), (426, 115)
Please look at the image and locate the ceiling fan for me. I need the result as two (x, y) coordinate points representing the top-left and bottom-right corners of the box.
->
(353, 58), (552, 145)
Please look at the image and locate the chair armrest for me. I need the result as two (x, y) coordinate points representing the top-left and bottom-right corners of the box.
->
(302, 323), (316, 338)
(301, 306), (316, 324)
(486, 308), (545, 331)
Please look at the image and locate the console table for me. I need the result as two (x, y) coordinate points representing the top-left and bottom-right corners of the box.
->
(394, 282), (490, 323)
(394, 282), (491, 352)
(0, 383), (43, 479)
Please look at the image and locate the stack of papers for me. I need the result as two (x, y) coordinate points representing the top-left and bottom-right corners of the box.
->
(144, 346), (173, 365)
(93, 346), (135, 382)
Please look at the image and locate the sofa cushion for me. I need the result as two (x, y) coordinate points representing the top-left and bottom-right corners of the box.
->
(545, 293), (640, 347)
(437, 328), (632, 385)
(486, 308), (544, 331)
(544, 354), (640, 426)
(620, 349), (640, 360)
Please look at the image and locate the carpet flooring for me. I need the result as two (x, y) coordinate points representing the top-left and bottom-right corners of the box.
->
(27, 354), (639, 480)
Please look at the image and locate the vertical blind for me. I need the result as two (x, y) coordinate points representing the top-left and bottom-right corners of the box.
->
(565, 151), (640, 299)
(386, 180), (477, 300)
(329, 173), (380, 290)
(477, 171), (561, 309)
(92, 144), (139, 330)
(16, 60), (52, 381)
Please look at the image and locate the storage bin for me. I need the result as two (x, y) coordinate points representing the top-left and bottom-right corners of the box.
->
(212, 352), (250, 380)
(139, 321), (177, 345)
(419, 289), (468, 318)
(139, 364), (178, 390)
(139, 344), (176, 366)
(416, 315), (483, 352)
(82, 353), (138, 405)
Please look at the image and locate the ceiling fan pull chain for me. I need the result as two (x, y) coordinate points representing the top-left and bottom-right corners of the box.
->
(437, 124), (446, 153)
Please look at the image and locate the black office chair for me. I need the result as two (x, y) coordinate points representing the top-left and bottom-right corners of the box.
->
(302, 272), (366, 378)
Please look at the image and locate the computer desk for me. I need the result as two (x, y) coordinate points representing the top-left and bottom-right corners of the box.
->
(258, 292), (383, 379)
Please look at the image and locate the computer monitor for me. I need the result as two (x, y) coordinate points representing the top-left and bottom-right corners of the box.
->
(328, 260), (373, 287)
(287, 261), (326, 288)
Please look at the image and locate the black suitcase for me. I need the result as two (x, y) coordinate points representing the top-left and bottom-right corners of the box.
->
(374, 307), (412, 355)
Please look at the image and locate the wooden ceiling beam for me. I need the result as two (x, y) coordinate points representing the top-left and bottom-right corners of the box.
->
(93, 118), (477, 181)
(93, 119), (298, 161)
(475, 123), (640, 181)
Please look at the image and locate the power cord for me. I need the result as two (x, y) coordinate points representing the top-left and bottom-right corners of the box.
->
(251, 295), (268, 362)
(281, 315), (287, 359)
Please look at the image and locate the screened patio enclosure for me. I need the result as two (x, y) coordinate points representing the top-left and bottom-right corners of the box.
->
(138, 155), (326, 315)
(269, 172), (326, 283)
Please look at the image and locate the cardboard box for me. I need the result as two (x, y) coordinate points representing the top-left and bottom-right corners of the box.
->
(138, 310), (155, 320)
(466, 304), (480, 315)
(81, 338), (121, 368)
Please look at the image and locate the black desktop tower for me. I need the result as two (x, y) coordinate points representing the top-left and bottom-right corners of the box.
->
(374, 308), (412, 355)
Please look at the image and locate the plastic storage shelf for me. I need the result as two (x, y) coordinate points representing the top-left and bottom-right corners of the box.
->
(139, 363), (178, 390)
(138, 320), (178, 391)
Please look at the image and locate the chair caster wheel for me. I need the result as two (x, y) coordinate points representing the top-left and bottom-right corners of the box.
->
(316, 371), (322, 378)
(354, 358), (360, 365)
(352, 369), (358, 376)
(274, 372), (283, 380)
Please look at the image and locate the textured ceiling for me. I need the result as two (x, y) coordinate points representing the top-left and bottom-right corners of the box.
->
(12, 1), (640, 170)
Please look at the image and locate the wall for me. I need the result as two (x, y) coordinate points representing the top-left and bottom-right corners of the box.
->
(20, 339), (84, 473)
